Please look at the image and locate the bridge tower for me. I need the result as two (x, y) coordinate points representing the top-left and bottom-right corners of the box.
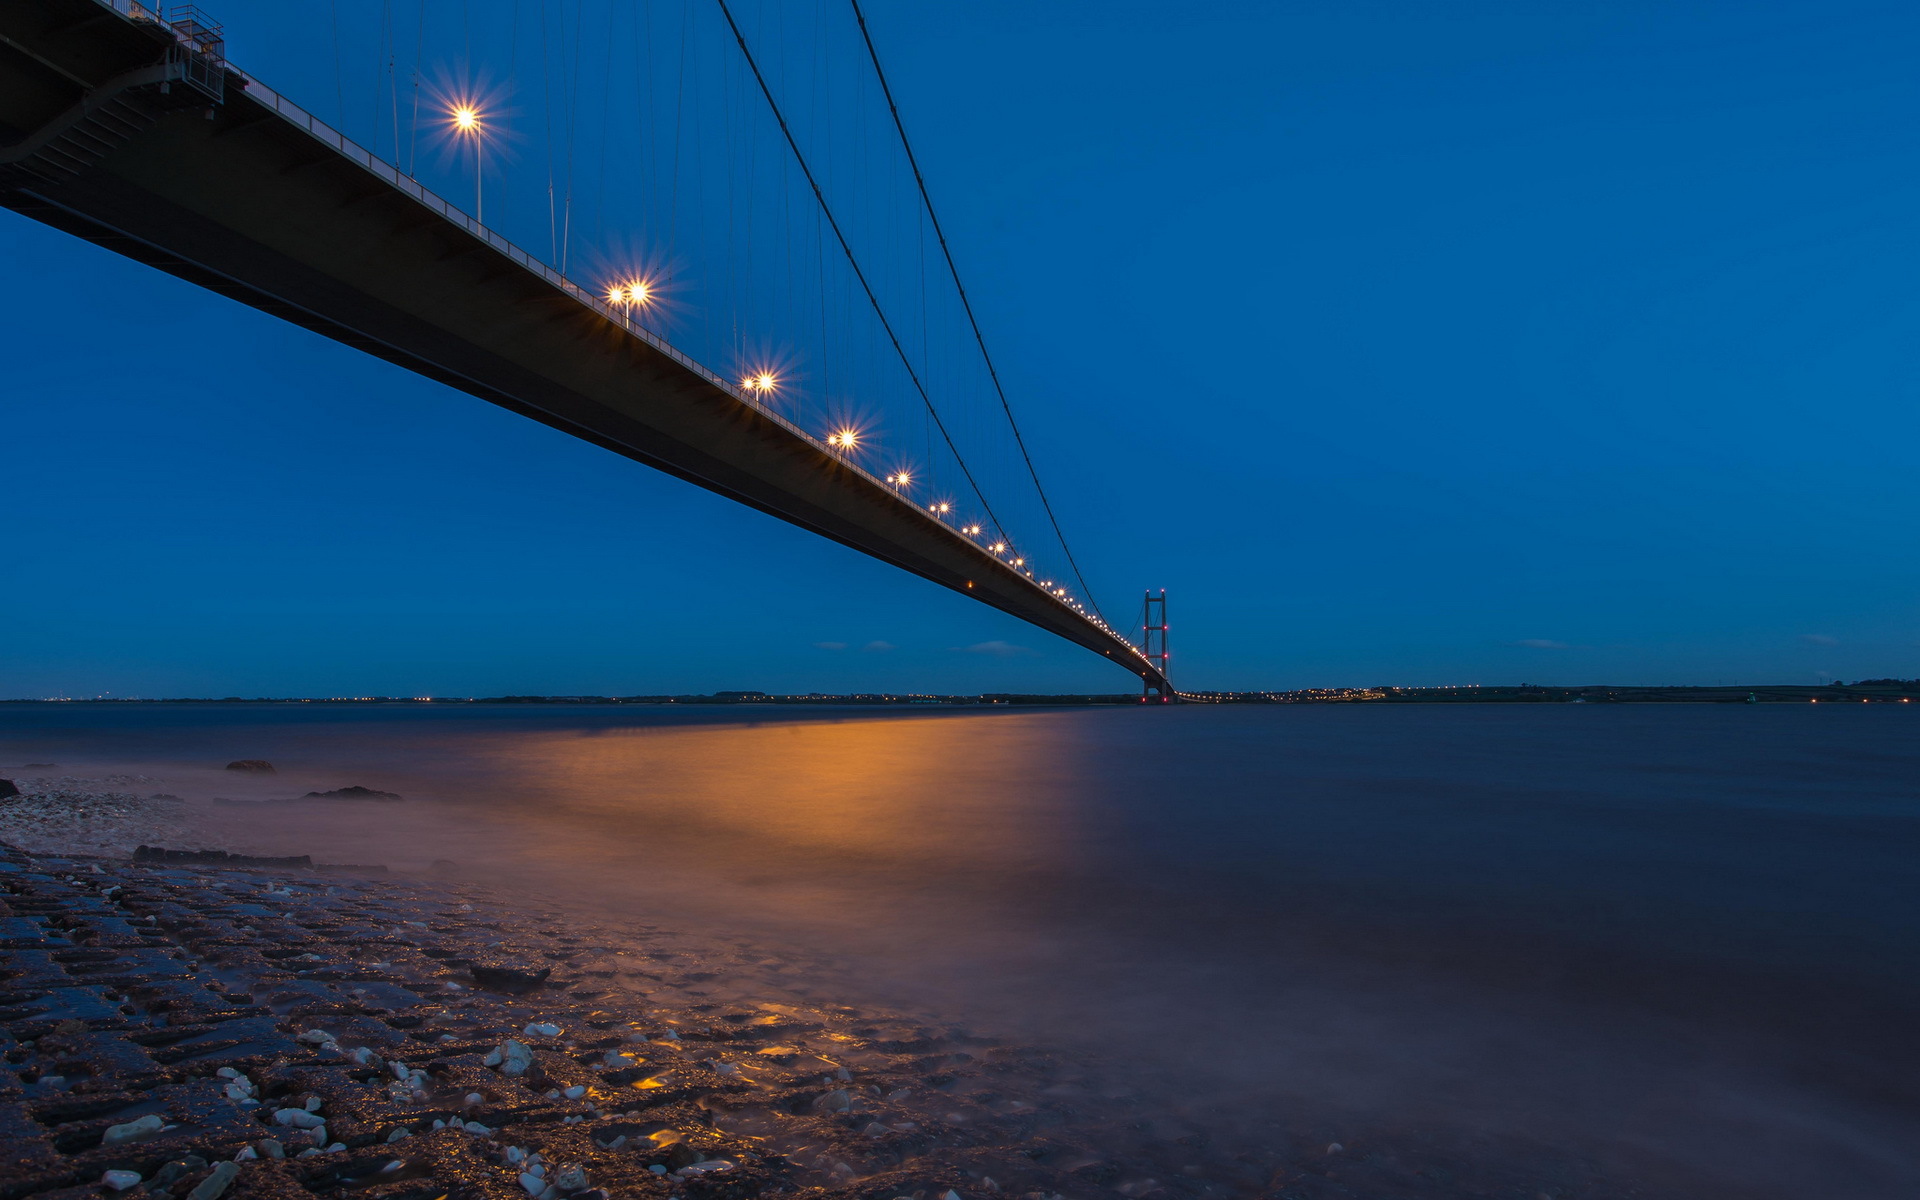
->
(1141, 590), (1170, 702)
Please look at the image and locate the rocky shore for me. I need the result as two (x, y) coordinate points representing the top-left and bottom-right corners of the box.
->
(0, 780), (1645, 1200)
(2, 838), (1327, 1200)
(0, 777), (210, 860)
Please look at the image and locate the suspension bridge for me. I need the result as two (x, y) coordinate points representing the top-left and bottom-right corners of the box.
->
(0, 0), (1175, 697)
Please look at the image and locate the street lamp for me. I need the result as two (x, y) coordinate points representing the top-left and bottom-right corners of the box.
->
(448, 103), (486, 223)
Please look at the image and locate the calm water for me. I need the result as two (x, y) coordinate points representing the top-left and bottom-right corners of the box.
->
(3, 702), (1916, 1197)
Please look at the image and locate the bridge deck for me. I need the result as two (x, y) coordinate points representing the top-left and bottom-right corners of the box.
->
(0, 0), (1168, 693)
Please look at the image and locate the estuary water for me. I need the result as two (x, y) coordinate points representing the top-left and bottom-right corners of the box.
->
(2, 701), (1916, 1198)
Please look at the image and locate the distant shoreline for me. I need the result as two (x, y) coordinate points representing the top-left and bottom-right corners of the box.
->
(2, 682), (1916, 706)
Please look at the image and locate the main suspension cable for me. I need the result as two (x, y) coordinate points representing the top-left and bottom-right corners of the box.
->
(848, 0), (1107, 623)
(712, 0), (1014, 550)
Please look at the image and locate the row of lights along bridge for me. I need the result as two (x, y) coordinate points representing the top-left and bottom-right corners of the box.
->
(448, 97), (1118, 639)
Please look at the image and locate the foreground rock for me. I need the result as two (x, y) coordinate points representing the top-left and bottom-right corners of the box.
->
(299, 786), (403, 802)
(0, 779), (19, 800)
(133, 846), (314, 868)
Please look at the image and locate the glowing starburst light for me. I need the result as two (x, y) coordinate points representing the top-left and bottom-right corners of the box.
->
(608, 279), (653, 307)
(450, 105), (482, 134)
(887, 471), (913, 489)
(826, 428), (861, 450)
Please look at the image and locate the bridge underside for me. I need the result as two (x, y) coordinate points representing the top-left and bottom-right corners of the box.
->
(0, 0), (1171, 695)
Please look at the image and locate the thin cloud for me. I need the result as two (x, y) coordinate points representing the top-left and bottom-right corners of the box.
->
(958, 640), (1036, 658)
(813, 641), (847, 651)
(1512, 639), (1571, 650)
(1800, 634), (1839, 646)
(862, 641), (896, 652)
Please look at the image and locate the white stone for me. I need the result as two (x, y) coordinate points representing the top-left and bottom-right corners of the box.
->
(494, 1039), (535, 1076)
(101, 1114), (165, 1145)
(101, 1170), (142, 1191)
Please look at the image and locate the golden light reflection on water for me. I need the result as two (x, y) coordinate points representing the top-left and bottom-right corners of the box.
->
(459, 712), (1081, 877)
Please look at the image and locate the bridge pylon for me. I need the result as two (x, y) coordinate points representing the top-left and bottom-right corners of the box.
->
(1141, 590), (1171, 703)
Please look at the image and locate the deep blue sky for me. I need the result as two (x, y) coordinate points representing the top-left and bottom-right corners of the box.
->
(5, 0), (1919, 698)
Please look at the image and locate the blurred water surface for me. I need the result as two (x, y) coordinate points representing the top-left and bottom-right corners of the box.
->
(3, 702), (1916, 1197)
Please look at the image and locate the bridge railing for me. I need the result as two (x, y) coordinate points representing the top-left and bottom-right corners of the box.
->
(88, 0), (1148, 663)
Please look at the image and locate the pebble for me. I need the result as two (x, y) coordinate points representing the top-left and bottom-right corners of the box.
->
(524, 1022), (563, 1037)
(101, 1114), (165, 1145)
(100, 1171), (141, 1191)
(273, 1109), (326, 1129)
(486, 1038), (535, 1076)
(185, 1162), (239, 1200)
